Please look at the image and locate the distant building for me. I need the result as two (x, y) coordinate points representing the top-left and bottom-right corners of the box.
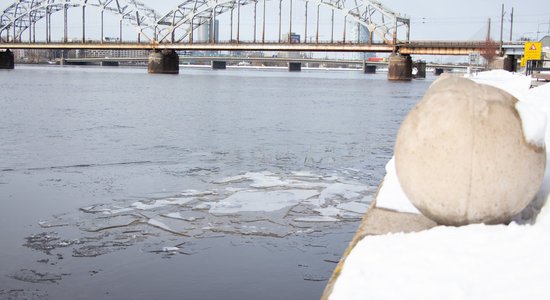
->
(350, 22), (375, 60)
(83, 49), (150, 58)
(196, 19), (219, 43)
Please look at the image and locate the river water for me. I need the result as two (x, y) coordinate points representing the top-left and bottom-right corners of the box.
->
(0, 65), (433, 299)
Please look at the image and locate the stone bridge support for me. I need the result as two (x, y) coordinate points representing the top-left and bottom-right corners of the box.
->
(101, 61), (119, 67)
(413, 61), (426, 79)
(211, 61), (226, 69)
(488, 56), (516, 72)
(388, 54), (412, 81)
(0, 49), (15, 69)
(288, 62), (301, 72)
(434, 68), (444, 76)
(363, 64), (377, 74)
(148, 50), (179, 74)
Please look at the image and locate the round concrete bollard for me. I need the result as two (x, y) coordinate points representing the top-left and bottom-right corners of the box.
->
(395, 76), (546, 226)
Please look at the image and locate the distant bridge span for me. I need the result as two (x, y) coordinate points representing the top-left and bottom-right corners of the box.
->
(0, 40), (516, 56)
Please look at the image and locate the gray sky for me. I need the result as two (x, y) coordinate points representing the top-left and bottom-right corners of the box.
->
(1, 0), (549, 42)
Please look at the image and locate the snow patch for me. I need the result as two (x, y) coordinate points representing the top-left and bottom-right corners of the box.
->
(515, 101), (547, 147)
(374, 158), (420, 214)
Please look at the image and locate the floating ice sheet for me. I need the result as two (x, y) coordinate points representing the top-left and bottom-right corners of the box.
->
(132, 198), (195, 210)
(26, 170), (374, 262)
(209, 189), (320, 214)
(294, 216), (340, 222)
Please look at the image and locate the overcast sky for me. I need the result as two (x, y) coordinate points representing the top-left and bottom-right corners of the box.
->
(1, 0), (549, 42)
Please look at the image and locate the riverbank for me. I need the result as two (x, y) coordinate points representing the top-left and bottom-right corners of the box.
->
(323, 71), (550, 300)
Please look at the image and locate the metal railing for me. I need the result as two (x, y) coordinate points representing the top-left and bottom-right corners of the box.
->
(526, 60), (550, 76)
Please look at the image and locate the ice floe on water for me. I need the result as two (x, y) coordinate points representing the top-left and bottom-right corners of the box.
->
(24, 171), (375, 260)
(209, 189), (320, 214)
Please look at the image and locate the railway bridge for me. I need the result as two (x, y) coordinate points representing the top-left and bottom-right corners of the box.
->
(0, 0), (520, 79)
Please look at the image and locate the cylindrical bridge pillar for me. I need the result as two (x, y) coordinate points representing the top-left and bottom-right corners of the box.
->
(412, 61), (426, 79)
(388, 54), (412, 81)
(0, 49), (15, 69)
(148, 50), (179, 74)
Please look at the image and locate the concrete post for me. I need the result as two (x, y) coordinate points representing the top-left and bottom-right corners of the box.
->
(413, 61), (426, 79)
(211, 61), (227, 69)
(434, 68), (444, 76)
(101, 61), (119, 67)
(0, 49), (15, 69)
(388, 54), (412, 81)
(288, 62), (301, 72)
(488, 56), (515, 72)
(363, 63), (376, 74)
(148, 50), (179, 74)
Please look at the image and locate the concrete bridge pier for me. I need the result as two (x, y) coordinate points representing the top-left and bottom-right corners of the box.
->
(434, 68), (444, 76)
(413, 61), (426, 79)
(0, 49), (15, 69)
(388, 54), (412, 81)
(101, 61), (119, 67)
(148, 50), (179, 74)
(488, 56), (516, 72)
(211, 61), (227, 70)
(363, 64), (376, 74)
(288, 62), (301, 72)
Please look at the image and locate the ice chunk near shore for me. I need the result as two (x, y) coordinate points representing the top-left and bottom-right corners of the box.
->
(317, 183), (370, 206)
(337, 202), (370, 214)
(294, 216), (340, 222)
(131, 197), (195, 210)
(209, 190), (320, 214)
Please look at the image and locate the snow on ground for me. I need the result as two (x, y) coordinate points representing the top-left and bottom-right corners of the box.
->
(330, 73), (550, 300)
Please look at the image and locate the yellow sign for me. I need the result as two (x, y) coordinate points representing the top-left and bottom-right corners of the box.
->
(520, 56), (527, 67)
(524, 42), (542, 61)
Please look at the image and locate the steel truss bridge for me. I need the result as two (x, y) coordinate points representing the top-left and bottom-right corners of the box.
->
(0, 0), (508, 56)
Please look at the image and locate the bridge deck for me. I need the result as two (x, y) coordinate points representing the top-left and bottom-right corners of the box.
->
(0, 40), (516, 56)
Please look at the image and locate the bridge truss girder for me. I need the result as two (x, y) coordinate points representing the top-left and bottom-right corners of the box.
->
(155, 0), (410, 45)
(0, 0), (160, 43)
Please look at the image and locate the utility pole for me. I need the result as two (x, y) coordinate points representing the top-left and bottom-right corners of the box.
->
(499, 3), (504, 55)
(487, 18), (491, 41)
(509, 7), (514, 41)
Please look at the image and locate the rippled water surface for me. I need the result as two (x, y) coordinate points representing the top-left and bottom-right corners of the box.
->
(0, 65), (433, 299)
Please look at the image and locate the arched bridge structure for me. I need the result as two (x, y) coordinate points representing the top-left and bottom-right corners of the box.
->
(155, 0), (410, 45)
(0, 0), (160, 43)
(0, 0), (511, 78)
(1, 0), (410, 46)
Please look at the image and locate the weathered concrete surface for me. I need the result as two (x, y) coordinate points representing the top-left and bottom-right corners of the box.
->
(363, 64), (376, 74)
(321, 189), (436, 300)
(211, 60), (227, 69)
(148, 50), (179, 74)
(388, 54), (412, 81)
(288, 62), (301, 72)
(488, 56), (515, 72)
(395, 77), (546, 226)
(413, 61), (426, 79)
(0, 49), (15, 69)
